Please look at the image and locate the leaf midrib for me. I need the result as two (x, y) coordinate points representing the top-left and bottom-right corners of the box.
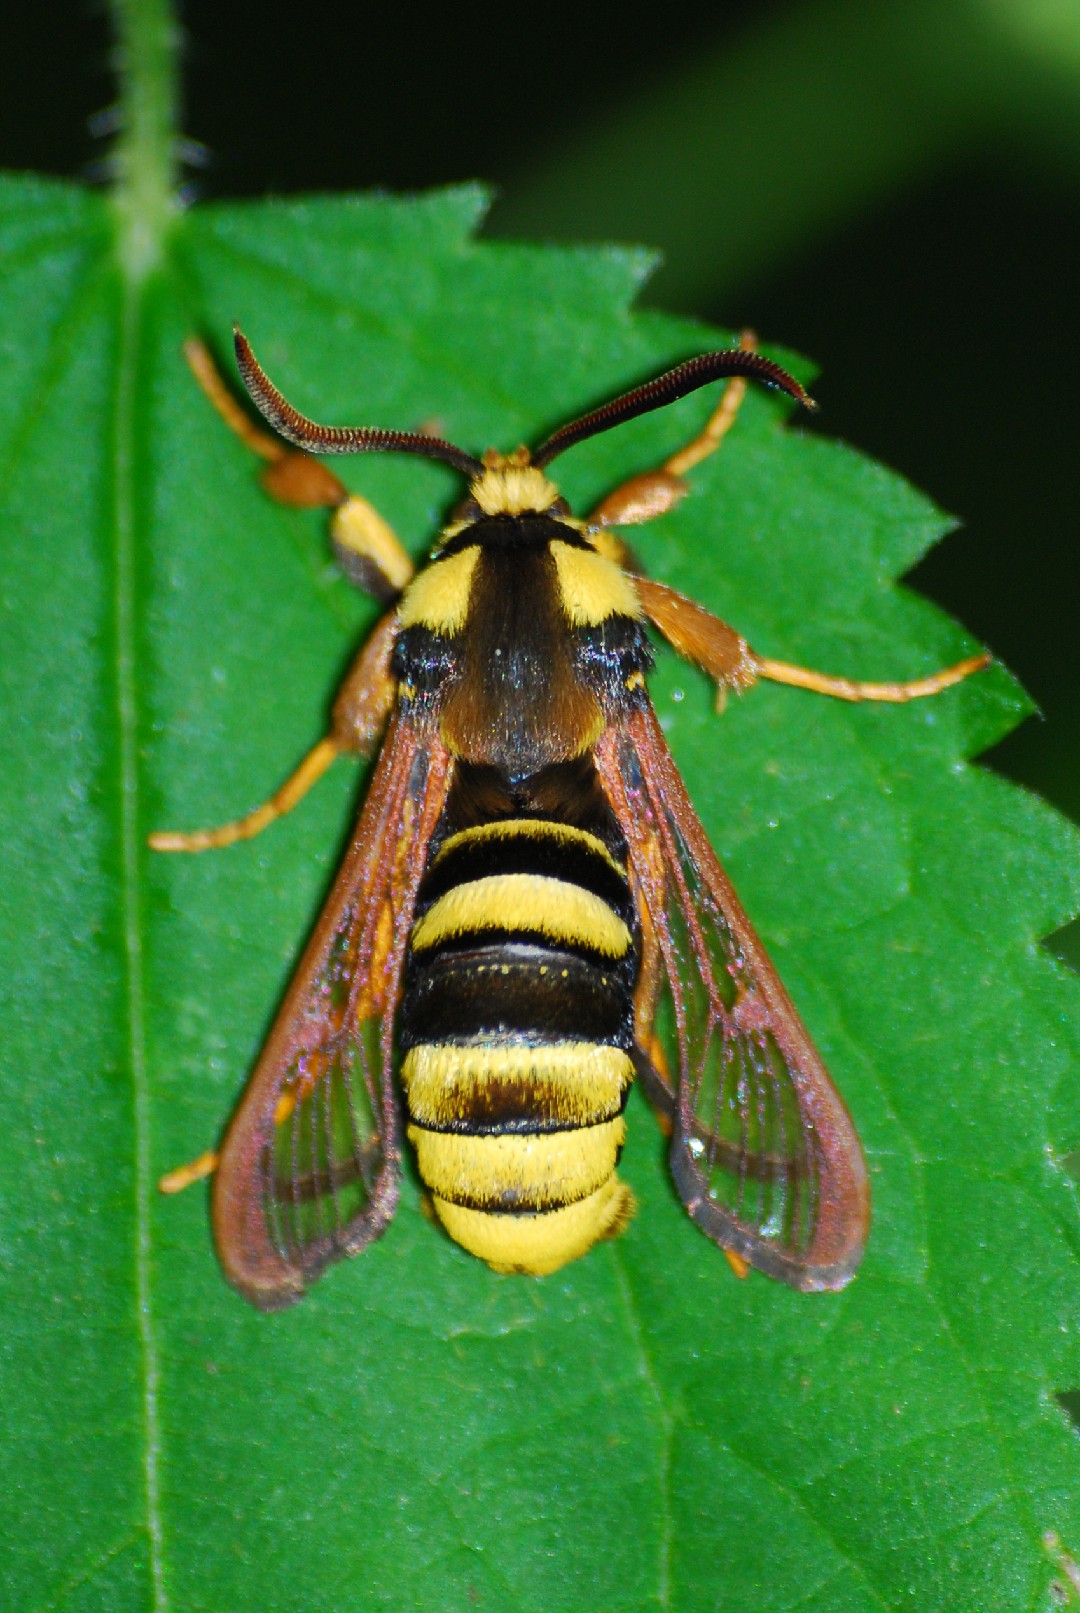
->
(112, 257), (166, 1609)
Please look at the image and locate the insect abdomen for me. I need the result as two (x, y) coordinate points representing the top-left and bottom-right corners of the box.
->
(400, 813), (639, 1274)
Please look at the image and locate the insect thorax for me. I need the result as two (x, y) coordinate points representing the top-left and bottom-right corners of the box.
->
(393, 510), (652, 776)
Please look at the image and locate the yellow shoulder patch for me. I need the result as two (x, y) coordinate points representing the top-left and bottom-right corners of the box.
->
(550, 540), (642, 627)
(397, 545), (480, 633)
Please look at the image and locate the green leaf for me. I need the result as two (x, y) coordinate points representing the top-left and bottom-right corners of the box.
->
(2, 172), (1078, 1613)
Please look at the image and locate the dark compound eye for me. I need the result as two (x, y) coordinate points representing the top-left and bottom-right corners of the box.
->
(449, 496), (484, 523)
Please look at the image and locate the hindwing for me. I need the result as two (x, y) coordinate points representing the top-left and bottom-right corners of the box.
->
(595, 702), (869, 1290)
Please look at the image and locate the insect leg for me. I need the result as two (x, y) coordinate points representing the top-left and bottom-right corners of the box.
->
(585, 330), (758, 535)
(159, 1082), (307, 1192)
(634, 575), (991, 704)
(185, 337), (415, 602)
(159, 1151), (218, 1193)
(633, 577), (758, 693)
(329, 497), (415, 602)
(149, 611), (399, 853)
(149, 737), (342, 854)
(328, 609), (400, 753)
(752, 651), (991, 702)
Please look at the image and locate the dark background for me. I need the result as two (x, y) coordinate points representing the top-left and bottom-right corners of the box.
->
(6, 0), (1078, 958)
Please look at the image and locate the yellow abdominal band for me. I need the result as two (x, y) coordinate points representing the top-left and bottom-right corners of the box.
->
(410, 874), (632, 957)
(432, 1176), (636, 1276)
(401, 1041), (633, 1128)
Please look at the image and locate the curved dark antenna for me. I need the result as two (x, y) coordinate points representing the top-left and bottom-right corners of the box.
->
(233, 329), (485, 480)
(531, 350), (816, 469)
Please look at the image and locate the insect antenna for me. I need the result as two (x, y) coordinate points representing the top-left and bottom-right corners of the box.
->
(233, 329), (485, 479)
(531, 350), (817, 468)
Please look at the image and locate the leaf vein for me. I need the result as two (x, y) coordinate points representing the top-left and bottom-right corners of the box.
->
(113, 270), (167, 1607)
(30, 1531), (142, 1613)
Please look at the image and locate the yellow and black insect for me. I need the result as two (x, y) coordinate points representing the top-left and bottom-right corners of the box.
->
(156, 331), (988, 1309)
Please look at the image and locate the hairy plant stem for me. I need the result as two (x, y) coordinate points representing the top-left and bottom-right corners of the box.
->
(110, 0), (181, 279)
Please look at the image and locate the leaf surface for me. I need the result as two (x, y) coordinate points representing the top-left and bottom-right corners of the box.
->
(1, 176), (1078, 1613)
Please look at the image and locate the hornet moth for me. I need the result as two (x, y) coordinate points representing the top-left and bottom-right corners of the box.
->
(155, 330), (989, 1310)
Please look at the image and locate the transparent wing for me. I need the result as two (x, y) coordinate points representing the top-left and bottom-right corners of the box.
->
(596, 702), (869, 1290)
(212, 713), (452, 1308)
